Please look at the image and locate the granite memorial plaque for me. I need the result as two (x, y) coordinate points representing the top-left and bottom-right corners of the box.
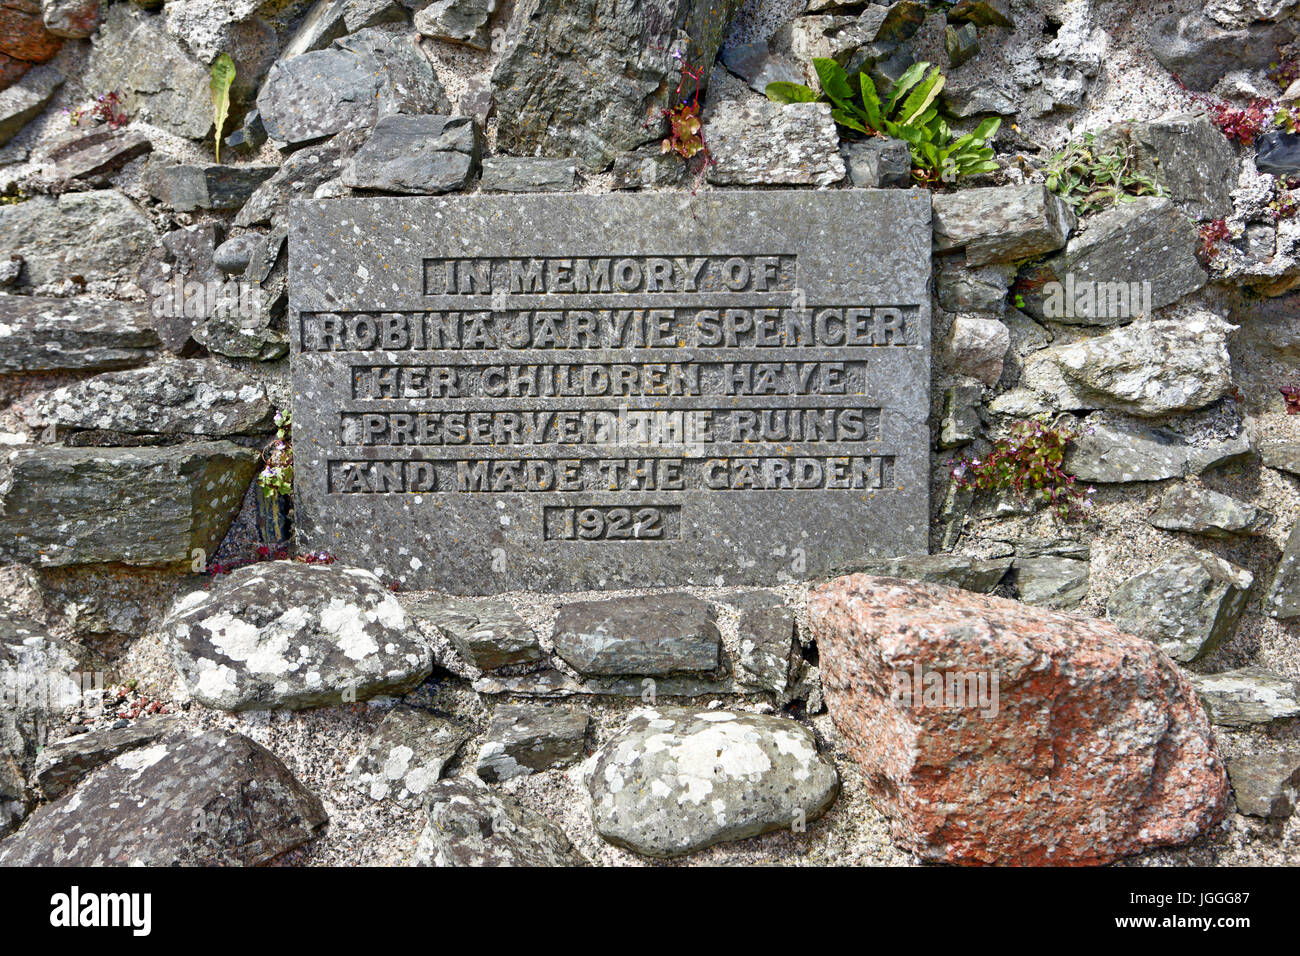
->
(289, 191), (931, 593)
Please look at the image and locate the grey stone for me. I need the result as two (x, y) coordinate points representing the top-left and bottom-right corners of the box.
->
(1011, 555), (1089, 608)
(946, 0), (1013, 28)
(342, 114), (478, 194)
(30, 717), (178, 800)
(946, 315), (1008, 385)
(135, 223), (224, 356)
(1190, 667), (1300, 727)
(720, 39), (804, 93)
(413, 0), (496, 49)
(771, 14), (862, 90)
(1107, 549), (1252, 663)
(945, 21), (979, 68)
(279, 0), (410, 62)
(162, 562), (436, 711)
(1098, 112), (1236, 221)
(346, 704), (471, 807)
(475, 703), (589, 781)
(587, 707), (838, 857)
(492, 0), (743, 170)
(553, 593), (721, 676)
(1260, 440), (1300, 476)
(936, 262), (1013, 313)
(1149, 12), (1300, 92)
(842, 135), (912, 188)
(159, 0), (290, 106)
(406, 596), (543, 671)
(257, 28), (450, 146)
(1267, 518), (1300, 620)
(1020, 198), (1206, 322)
(145, 163), (278, 212)
(940, 77), (1020, 118)
(471, 669), (755, 699)
(458, 74), (492, 125)
(0, 64), (62, 146)
(288, 190), (932, 592)
(610, 144), (687, 190)
(213, 234), (261, 276)
(36, 128), (152, 186)
(1064, 420), (1250, 483)
(1149, 484), (1274, 537)
(734, 603), (798, 694)
(0, 296), (158, 372)
(0, 190), (155, 287)
(42, 0), (101, 38)
(932, 185), (1075, 267)
(0, 729), (327, 866)
(414, 776), (588, 866)
(706, 100), (845, 186)
(26, 359), (273, 439)
(83, 5), (212, 139)
(479, 157), (576, 193)
(235, 128), (366, 228)
(0, 256), (19, 286)
(852, 552), (1013, 593)
(0, 442), (257, 568)
(223, 109), (268, 157)
(1227, 751), (1300, 820)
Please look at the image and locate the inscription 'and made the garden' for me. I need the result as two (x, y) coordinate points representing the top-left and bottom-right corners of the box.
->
(290, 193), (930, 592)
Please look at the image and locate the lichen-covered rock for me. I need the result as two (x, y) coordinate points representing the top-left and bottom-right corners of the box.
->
(587, 707), (838, 858)
(0, 729), (327, 865)
(30, 717), (178, 800)
(1227, 751), (1300, 820)
(0, 0), (62, 70)
(1107, 549), (1252, 663)
(413, 0), (496, 49)
(0, 296), (158, 372)
(1149, 11), (1299, 92)
(1266, 517), (1300, 620)
(932, 185), (1075, 267)
(734, 603), (798, 695)
(476, 703), (589, 782)
(0, 442), (257, 568)
(41, 0), (100, 38)
(162, 562), (436, 711)
(235, 127), (366, 228)
(346, 704), (470, 808)
(341, 114), (479, 194)
(27, 359), (272, 440)
(809, 574), (1229, 865)
(414, 776), (588, 866)
(257, 28), (449, 146)
(36, 127), (152, 187)
(1149, 484), (1274, 537)
(136, 223), (224, 356)
(705, 100), (845, 187)
(0, 190), (155, 286)
(405, 595), (543, 672)
(1260, 440), (1300, 477)
(0, 62), (61, 146)
(1011, 555), (1090, 608)
(553, 592), (721, 677)
(492, 0), (744, 170)
(1064, 418), (1251, 483)
(1098, 112), (1236, 221)
(279, 0), (411, 61)
(1190, 667), (1300, 727)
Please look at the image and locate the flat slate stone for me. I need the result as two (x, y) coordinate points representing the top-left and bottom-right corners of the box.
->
(479, 157), (576, 193)
(0, 64), (63, 146)
(932, 185), (1075, 267)
(552, 593), (721, 676)
(1149, 484), (1273, 537)
(289, 190), (932, 592)
(341, 114), (478, 195)
(37, 127), (152, 186)
(145, 163), (278, 212)
(475, 702), (589, 781)
(30, 717), (178, 800)
(0, 296), (158, 372)
(346, 703), (470, 807)
(0, 190), (155, 286)
(1267, 518), (1300, 620)
(405, 595), (542, 671)
(1190, 667), (1300, 728)
(0, 442), (257, 568)
(1260, 440), (1300, 476)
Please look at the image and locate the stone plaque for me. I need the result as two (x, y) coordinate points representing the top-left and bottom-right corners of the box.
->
(289, 191), (930, 593)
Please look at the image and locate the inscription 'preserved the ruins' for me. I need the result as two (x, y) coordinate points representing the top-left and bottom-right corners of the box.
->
(290, 192), (931, 593)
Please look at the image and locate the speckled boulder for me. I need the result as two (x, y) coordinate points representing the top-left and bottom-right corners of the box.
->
(414, 777), (588, 867)
(0, 729), (327, 866)
(808, 574), (1229, 866)
(587, 707), (839, 858)
(162, 563), (435, 711)
(346, 704), (471, 808)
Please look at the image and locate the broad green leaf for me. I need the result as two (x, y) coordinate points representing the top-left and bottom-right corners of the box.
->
(813, 58), (854, 110)
(971, 116), (1001, 141)
(883, 61), (929, 117)
(831, 108), (869, 134)
(765, 81), (819, 104)
(210, 53), (236, 164)
(858, 72), (884, 130)
(899, 68), (944, 125)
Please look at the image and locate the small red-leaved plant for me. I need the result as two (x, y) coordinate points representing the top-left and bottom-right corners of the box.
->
(948, 419), (1095, 520)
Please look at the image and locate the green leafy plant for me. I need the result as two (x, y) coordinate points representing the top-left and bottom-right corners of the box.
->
(948, 419), (1095, 520)
(210, 53), (236, 163)
(258, 409), (293, 498)
(767, 58), (999, 185)
(1041, 132), (1162, 215)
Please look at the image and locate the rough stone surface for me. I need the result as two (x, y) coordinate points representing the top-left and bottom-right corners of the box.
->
(1011, 555), (1089, 609)
(476, 703), (589, 781)
(163, 562), (436, 711)
(414, 776), (588, 866)
(720, 38), (804, 93)
(809, 575), (1230, 865)
(145, 163), (278, 212)
(407, 595), (543, 671)
(27, 360), (272, 439)
(705, 100), (845, 186)
(42, 0), (101, 39)
(0, 190), (155, 287)
(553, 593), (722, 676)
(0, 729), (327, 866)
(932, 185), (1075, 267)
(346, 703), (470, 808)
(842, 135), (912, 188)
(479, 156), (576, 193)
(36, 127), (151, 186)
(1267, 517), (1300, 620)
(1149, 11), (1299, 92)
(0, 442), (257, 568)
(587, 707), (838, 857)
(492, 0), (744, 170)
(945, 315), (1008, 386)
(0, 62), (61, 146)
(1064, 420), (1251, 483)
(289, 191), (932, 592)
(257, 28), (449, 146)
(1149, 484), (1274, 537)
(30, 717), (177, 800)
(341, 114), (478, 194)
(413, 0), (496, 49)
(1107, 549), (1253, 664)
(1227, 751), (1300, 820)
(1099, 113), (1236, 221)
(236, 128), (365, 228)
(1260, 440), (1300, 476)
(0, 296), (158, 372)
(0, 0), (62, 68)
(1190, 667), (1300, 727)
(734, 603), (797, 694)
